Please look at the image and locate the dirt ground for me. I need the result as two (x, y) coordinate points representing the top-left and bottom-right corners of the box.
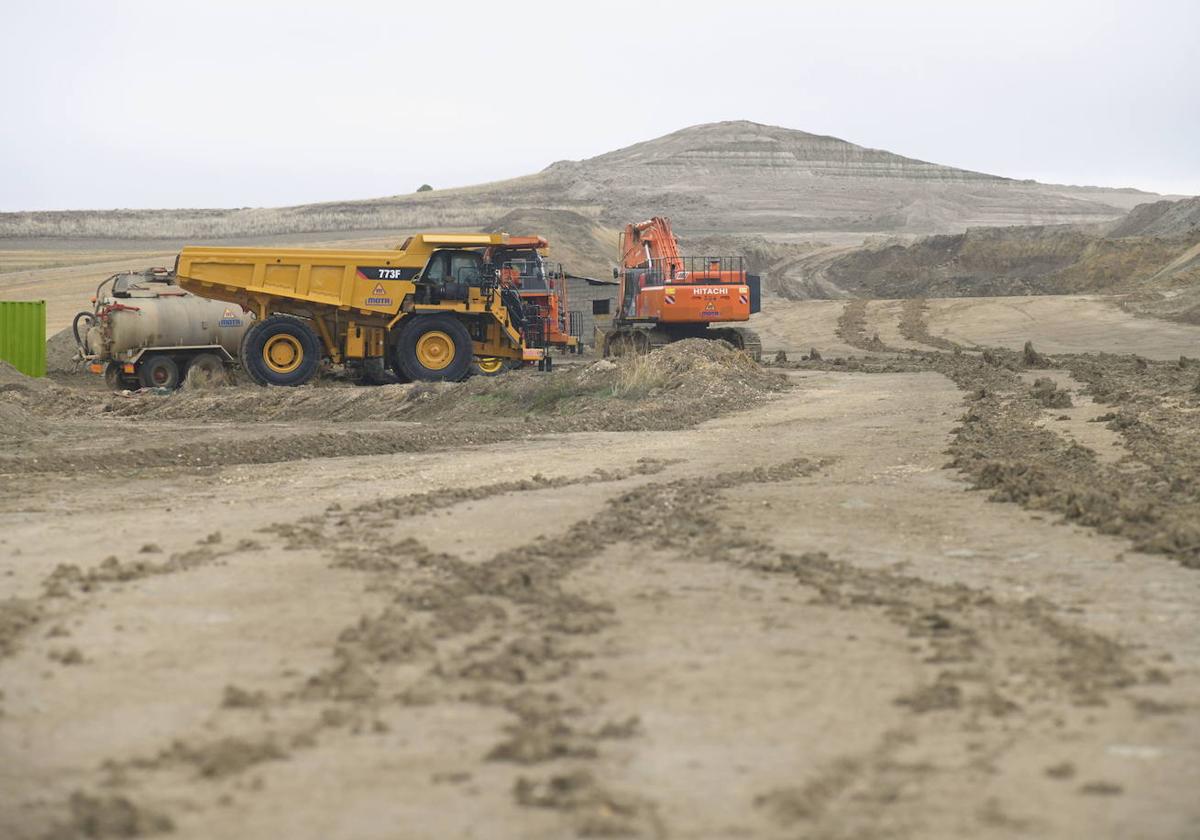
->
(923, 295), (1200, 360)
(755, 295), (1200, 361)
(2, 296), (1200, 839)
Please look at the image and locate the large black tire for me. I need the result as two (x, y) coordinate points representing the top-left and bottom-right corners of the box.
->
(138, 355), (180, 389)
(393, 315), (474, 382)
(240, 315), (322, 387)
(183, 353), (228, 389)
(103, 361), (124, 391)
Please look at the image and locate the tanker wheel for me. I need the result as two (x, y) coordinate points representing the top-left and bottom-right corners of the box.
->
(394, 315), (473, 382)
(472, 356), (506, 377)
(183, 353), (228, 389)
(241, 315), (321, 387)
(103, 361), (124, 391)
(138, 355), (180, 389)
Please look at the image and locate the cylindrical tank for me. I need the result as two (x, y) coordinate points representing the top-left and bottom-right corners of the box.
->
(87, 294), (251, 358)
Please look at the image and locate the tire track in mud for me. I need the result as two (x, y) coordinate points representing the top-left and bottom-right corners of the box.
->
(0, 532), (257, 671)
(34, 449), (1168, 839)
(0, 535), (274, 838)
(744, 549), (1154, 837)
(835, 299), (889, 352)
(34, 458), (824, 838)
(27, 458), (677, 837)
(898, 298), (967, 351)
(14, 329), (1197, 836)
(791, 299), (1200, 569)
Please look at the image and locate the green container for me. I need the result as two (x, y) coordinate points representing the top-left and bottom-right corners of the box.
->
(0, 300), (47, 378)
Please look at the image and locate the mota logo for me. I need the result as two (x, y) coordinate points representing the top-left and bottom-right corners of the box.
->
(366, 282), (392, 306)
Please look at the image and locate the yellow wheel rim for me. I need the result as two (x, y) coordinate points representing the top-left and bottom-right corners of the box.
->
(416, 330), (455, 370)
(263, 334), (303, 374)
(476, 356), (504, 374)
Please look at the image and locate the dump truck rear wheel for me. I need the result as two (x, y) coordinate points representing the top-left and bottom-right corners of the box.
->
(241, 315), (321, 387)
(394, 315), (473, 382)
(138, 355), (180, 389)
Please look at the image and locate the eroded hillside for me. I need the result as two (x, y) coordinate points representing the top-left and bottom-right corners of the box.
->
(0, 122), (1161, 241)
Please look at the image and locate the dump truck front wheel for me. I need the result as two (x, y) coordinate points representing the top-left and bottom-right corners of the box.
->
(241, 315), (321, 386)
(394, 315), (473, 382)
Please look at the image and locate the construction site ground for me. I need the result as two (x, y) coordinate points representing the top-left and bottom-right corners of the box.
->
(3, 293), (1200, 840)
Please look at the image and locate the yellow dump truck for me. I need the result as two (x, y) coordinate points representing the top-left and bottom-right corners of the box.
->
(174, 234), (543, 385)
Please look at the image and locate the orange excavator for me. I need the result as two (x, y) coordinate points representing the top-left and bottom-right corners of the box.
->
(601, 216), (761, 359)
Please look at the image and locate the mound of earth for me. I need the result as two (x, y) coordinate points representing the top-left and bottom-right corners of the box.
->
(485, 208), (618, 279)
(0, 360), (30, 389)
(6, 338), (781, 431)
(0, 340), (786, 473)
(78, 339), (783, 429)
(46, 326), (82, 374)
(0, 361), (51, 439)
(1107, 196), (1200, 238)
(800, 199), (1200, 304)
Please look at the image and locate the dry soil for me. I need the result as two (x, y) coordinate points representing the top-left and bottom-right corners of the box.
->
(2, 301), (1199, 840)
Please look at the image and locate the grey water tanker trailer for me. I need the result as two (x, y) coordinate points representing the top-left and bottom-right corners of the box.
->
(74, 268), (252, 390)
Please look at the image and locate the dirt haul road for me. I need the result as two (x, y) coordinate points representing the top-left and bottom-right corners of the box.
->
(2, 339), (1198, 840)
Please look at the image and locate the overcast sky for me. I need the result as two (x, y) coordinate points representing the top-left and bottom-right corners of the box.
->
(2, 0), (1196, 211)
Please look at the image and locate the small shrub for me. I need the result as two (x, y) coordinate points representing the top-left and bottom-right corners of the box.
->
(610, 355), (670, 399)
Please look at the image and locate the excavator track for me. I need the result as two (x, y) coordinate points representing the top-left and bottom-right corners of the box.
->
(722, 327), (762, 362)
(602, 325), (762, 361)
(601, 326), (672, 357)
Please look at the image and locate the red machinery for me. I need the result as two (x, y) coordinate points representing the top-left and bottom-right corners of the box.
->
(602, 217), (761, 358)
(488, 237), (580, 354)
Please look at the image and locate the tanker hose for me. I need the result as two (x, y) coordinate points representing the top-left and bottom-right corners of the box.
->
(72, 311), (97, 352)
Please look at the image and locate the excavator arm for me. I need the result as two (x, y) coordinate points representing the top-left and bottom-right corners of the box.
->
(621, 217), (685, 278)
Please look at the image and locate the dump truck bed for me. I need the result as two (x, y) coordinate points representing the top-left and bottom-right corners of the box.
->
(177, 246), (415, 318)
(176, 234), (511, 320)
